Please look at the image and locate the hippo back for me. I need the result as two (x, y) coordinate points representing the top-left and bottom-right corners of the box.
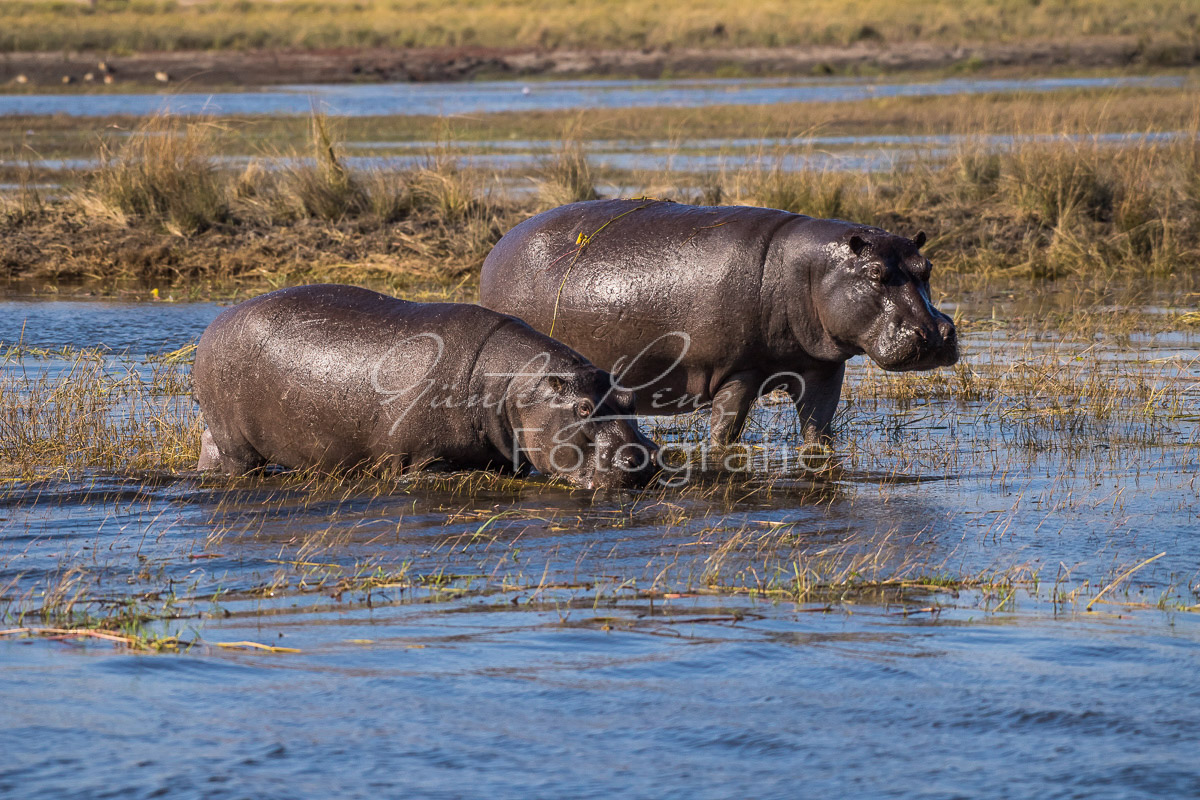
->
(193, 284), (511, 471)
(480, 199), (803, 407)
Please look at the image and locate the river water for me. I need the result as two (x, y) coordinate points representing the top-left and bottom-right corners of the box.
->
(1, 292), (1198, 798)
(0, 74), (1186, 118)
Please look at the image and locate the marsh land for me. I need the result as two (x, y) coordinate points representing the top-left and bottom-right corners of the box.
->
(2, 0), (1199, 86)
(1, 25), (1198, 797)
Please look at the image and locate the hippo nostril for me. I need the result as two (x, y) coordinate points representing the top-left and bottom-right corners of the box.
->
(939, 321), (957, 346)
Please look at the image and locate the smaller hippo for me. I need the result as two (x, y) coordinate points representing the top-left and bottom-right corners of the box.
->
(192, 284), (658, 489)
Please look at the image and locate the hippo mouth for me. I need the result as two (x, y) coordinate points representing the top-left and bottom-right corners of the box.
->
(867, 320), (959, 372)
(875, 341), (959, 372)
(566, 442), (659, 490)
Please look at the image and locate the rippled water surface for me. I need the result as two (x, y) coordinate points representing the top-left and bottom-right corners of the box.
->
(1, 295), (1198, 798)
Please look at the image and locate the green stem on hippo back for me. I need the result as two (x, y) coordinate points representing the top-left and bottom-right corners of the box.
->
(548, 199), (662, 338)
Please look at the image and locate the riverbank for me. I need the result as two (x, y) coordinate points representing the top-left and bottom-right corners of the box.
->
(3, 37), (1200, 88)
(4, 105), (1199, 295)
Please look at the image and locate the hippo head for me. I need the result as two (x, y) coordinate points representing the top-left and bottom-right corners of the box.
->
(509, 365), (659, 490)
(814, 228), (958, 371)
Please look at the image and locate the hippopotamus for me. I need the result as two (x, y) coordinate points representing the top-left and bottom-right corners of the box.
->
(480, 199), (958, 445)
(192, 284), (658, 489)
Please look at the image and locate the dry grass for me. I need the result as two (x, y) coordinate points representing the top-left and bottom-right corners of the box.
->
(0, 113), (520, 290)
(85, 115), (230, 235)
(3, 104), (1200, 291)
(534, 134), (599, 210)
(276, 114), (370, 221)
(731, 152), (866, 221)
(0, 345), (201, 477)
(2, 0), (1198, 53)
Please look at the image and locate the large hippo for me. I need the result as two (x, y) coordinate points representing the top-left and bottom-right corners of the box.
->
(193, 284), (658, 489)
(480, 199), (958, 445)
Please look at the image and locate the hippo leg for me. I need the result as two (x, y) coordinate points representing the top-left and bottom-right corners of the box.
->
(202, 425), (267, 475)
(197, 428), (222, 471)
(709, 372), (761, 445)
(788, 363), (845, 444)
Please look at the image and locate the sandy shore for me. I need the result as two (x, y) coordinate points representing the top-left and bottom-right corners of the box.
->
(2, 36), (1196, 87)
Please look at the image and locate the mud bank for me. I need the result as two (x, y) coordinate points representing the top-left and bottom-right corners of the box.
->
(3, 36), (1198, 88)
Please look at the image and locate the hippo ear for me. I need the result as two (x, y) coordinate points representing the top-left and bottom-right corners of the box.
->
(913, 231), (927, 249)
(546, 375), (570, 395)
(848, 235), (868, 256)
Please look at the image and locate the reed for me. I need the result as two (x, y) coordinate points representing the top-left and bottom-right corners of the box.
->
(0, 346), (201, 477)
(85, 115), (230, 235)
(4, 108), (1200, 291)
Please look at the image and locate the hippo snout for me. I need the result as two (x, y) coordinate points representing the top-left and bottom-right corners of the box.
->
(873, 315), (959, 371)
(913, 317), (958, 369)
(937, 318), (958, 362)
(590, 438), (660, 490)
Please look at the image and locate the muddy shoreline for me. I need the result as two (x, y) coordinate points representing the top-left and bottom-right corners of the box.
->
(3, 36), (1198, 87)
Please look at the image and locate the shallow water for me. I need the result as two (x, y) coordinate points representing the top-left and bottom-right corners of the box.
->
(0, 74), (1186, 118)
(8, 130), (1191, 187)
(2, 295), (1199, 797)
(0, 297), (223, 352)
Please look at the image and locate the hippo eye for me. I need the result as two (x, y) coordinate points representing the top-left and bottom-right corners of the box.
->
(869, 264), (886, 283)
(575, 399), (594, 418)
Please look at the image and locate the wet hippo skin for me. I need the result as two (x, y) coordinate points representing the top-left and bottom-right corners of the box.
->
(193, 284), (658, 489)
(480, 199), (958, 445)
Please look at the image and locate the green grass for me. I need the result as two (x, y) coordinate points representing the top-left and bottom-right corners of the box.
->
(2, 0), (1198, 53)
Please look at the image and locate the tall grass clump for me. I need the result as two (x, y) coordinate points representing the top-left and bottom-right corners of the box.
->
(535, 136), (598, 210)
(400, 154), (510, 275)
(982, 131), (1194, 278)
(278, 114), (369, 221)
(86, 115), (230, 235)
(401, 150), (485, 224)
(731, 146), (869, 221)
(0, 166), (45, 225)
(1002, 142), (1116, 230)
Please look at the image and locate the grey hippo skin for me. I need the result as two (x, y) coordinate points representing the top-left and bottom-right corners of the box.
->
(193, 284), (658, 489)
(480, 199), (958, 445)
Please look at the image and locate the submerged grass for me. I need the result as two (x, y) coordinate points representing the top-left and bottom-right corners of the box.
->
(0, 346), (201, 477)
